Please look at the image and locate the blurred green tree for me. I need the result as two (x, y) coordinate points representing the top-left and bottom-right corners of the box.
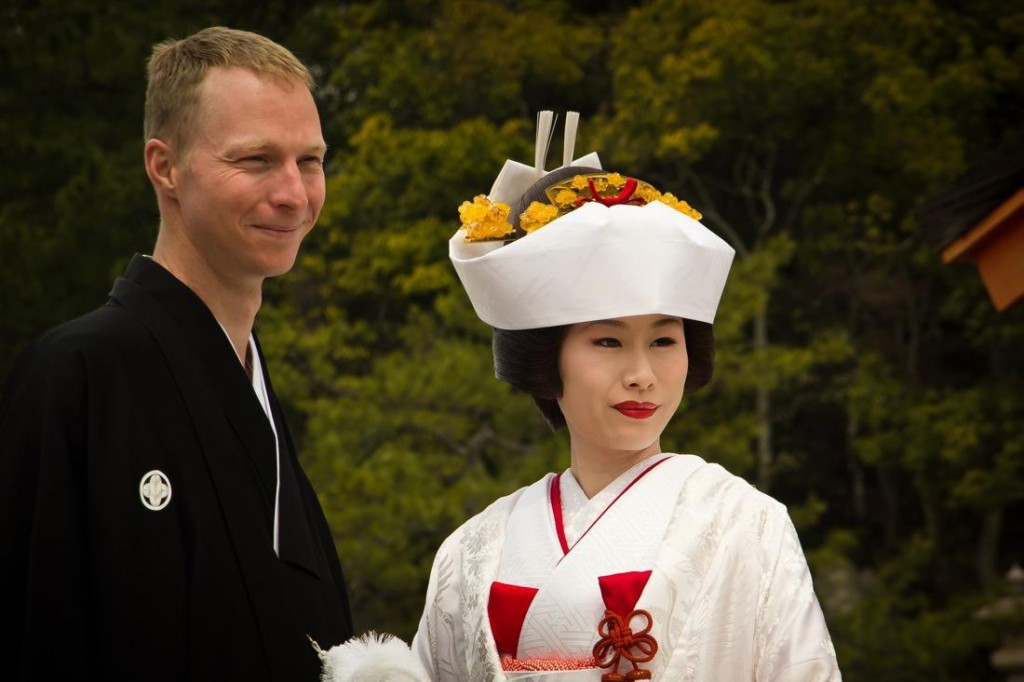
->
(2, 0), (1022, 676)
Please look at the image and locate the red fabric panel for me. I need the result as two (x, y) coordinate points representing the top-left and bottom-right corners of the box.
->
(549, 472), (571, 555)
(598, 570), (653, 619)
(488, 581), (539, 657)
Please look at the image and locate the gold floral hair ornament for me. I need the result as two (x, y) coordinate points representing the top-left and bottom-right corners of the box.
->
(458, 195), (514, 242)
(458, 172), (703, 242)
(449, 112), (735, 330)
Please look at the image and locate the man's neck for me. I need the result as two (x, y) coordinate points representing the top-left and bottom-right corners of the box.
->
(206, 292), (261, 367)
(151, 248), (262, 366)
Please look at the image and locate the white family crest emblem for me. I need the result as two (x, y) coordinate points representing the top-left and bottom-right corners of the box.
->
(139, 470), (172, 511)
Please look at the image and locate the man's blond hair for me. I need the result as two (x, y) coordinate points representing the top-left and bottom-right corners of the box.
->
(144, 26), (315, 152)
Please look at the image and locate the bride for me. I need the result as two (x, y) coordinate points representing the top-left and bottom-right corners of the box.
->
(322, 113), (840, 682)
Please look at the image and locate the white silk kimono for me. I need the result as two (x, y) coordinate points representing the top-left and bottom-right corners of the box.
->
(413, 454), (841, 681)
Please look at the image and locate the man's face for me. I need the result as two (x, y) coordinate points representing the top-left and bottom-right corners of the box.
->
(172, 66), (326, 284)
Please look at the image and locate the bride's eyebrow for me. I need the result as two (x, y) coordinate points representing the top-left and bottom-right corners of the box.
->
(582, 319), (627, 330)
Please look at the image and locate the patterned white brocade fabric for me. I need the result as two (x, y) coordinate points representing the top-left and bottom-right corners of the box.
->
(412, 454), (842, 682)
(495, 454), (689, 668)
(558, 455), (666, 548)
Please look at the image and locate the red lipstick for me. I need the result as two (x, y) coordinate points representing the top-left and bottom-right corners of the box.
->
(613, 401), (658, 419)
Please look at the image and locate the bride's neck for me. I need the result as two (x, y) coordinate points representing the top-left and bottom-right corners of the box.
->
(568, 437), (662, 498)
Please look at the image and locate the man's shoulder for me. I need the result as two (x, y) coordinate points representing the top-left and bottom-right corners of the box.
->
(31, 302), (146, 353)
(4, 302), (150, 388)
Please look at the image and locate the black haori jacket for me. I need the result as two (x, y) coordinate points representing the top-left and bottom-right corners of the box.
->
(0, 255), (352, 681)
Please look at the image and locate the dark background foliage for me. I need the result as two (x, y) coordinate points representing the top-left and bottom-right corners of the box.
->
(3, 1), (1022, 678)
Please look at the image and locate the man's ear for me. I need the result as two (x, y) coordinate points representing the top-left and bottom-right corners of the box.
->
(144, 138), (178, 197)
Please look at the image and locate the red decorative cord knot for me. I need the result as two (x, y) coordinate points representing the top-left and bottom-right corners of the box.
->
(576, 178), (646, 208)
(592, 609), (658, 682)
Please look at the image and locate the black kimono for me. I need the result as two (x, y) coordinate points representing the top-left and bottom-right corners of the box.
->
(0, 255), (352, 680)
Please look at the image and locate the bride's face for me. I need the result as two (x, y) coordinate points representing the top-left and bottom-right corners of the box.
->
(556, 314), (688, 456)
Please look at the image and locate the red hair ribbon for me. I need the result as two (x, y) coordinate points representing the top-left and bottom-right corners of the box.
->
(592, 609), (658, 681)
(576, 178), (646, 208)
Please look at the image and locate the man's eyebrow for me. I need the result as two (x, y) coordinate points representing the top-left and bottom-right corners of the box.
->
(306, 141), (328, 155)
(224, 139), (270, 155)
(224, 139), (328, 156)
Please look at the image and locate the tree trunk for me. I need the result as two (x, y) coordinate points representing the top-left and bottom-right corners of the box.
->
(847, 410), (866, 521)
(878, 467), (900, 549)
(977, 507), (1003, 589)
(755, 298), (773, 493)
(920, 482), (952, 591)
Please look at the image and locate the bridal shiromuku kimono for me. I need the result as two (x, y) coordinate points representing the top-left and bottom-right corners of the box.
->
(413, 454), (841, 681)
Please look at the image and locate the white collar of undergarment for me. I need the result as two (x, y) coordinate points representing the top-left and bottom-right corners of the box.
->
(558, 453), (670, 548)
(217, 325), (282, 556)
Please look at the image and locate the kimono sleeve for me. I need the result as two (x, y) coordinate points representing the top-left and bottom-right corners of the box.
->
(754, 508), (842, 682)
(0, 338), (93, 676)
(413, 530), (464, 682)
(413, 489), (522, 682)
